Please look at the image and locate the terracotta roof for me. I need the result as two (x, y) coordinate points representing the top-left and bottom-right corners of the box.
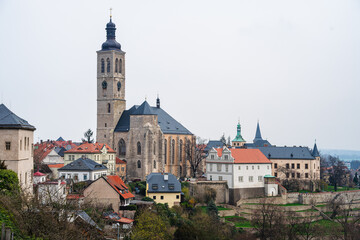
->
(215, 148), (271, 164)
(65, 142), (116, 154)
(104, 175), (134, 199)
(48, 164), (64, 168)
(33, 171), (46, 176)
(116, 157), (126, 164)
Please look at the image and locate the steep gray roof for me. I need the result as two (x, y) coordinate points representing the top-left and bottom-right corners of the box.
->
(245, 139), (272, 148)
(146, 173), (181, 193)
(114, 101), (192, 135)
(312, 143), (320, 157)
(252, 146), (315, 160)
(59, 158), (107, 171)
(205, 140), (226, 152)
(253, 122), (263, 142)
(0, 104), (36, 130)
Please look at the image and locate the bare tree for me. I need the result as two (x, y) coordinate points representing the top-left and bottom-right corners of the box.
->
(82, 129), (94, 143)
(328, 156), (349, 192)
(185, 137), (206, 178)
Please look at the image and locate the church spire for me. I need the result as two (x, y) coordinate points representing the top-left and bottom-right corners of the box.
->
(253, 121), (263, 142)
(232, 121), (245, 143)
(312, 141), (320, 157)
(101, 10), (121, 51)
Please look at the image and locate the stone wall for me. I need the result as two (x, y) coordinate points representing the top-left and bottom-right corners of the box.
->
(229, 187), (265, 205)
(189, 181), (229, 204)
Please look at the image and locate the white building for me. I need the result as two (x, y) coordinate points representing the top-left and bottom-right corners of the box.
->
(33, 170), (47, 184)
(58, 157), (108, 182)
(37, 180), (67, 204)
(206, 147), (276, 204)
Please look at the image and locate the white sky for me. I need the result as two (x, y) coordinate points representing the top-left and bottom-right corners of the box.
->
(0, 0), (359, 151)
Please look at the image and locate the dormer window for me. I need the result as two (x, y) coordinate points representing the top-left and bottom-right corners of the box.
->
(168, 184), (175, 190)
(210, 154), (214, 160)
(152, 184), (158, 190)
(224, 155), (228, 160)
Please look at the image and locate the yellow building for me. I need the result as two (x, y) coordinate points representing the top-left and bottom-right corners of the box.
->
(146, 173), (181, 208)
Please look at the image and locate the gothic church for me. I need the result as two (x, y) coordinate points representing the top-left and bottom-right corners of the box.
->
(96, 16), (194, 180)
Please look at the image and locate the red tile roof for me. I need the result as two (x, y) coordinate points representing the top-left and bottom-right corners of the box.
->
(104, 175), (134, 199)
(48, 164), (64, 168)
(215, 148), (271, 164)
(34, 140), (77, 164)
(33, 171), (46, 176)
(116, 157), (126, 164)
(65, 142), (116, 154)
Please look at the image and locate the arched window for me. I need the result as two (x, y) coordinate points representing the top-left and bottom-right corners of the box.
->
(154, 160), (156, 169)
(118, 139), (126, 156)
(119, 59), (122, 73)
(115, 58), (118, 73)
(102, 80), (107, 89)
(171, 139), (175, 164)
(117, 82), (121, 91)
(137, 142), (141, 155)
(106, 58), (110, 73)
(107, 103), (111, 113)
(179, 140), (183, 162)
(101, 58), (105, 73)
(153, 141), (156, 155)
(164, 140), (167, 164)
(179, 166), (182, 176)
(137, 160), (141, 168)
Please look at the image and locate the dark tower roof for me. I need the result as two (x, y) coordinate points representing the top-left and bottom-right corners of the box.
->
(0, 104), (36, 130)
(101, 17), (122, 51)
(312, 142), (320, 157)
(131, 101), (155, 115)
(253, 122), (263, 142)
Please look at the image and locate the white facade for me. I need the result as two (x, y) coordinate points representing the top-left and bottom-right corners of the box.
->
(206, 147), (272, 189)
(42, 149), (64, 164)
(58, 169), (107, 182)
(37, 180), (67, 204)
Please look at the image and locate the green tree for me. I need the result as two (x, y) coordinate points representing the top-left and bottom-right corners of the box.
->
(131, 209), (172, 240)
(0, 169), (19, 194)
(206, 200), (218, 219)
(353, 172), (358, 185)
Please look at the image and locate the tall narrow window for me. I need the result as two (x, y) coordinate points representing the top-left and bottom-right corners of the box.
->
(153, 141), (156, 155)
(5, 142), (11, 150)
(179, 166), (182, 176)
(119, 59), (122, 73)
(106, 58), (110, 73)
(101, 58), (105, 73)
(117, 82), (121, 91)
(102, 81), (107, 89)
(171, 139), (175, 164)
(137, 160), (141, 168)
(179, 140), (183, 162)
(137, 142), (141, 155)
(115, 58), (118, 73)
(20, 140), (22, 150)
(154, 160), (156, 169)
(118, 139), (126, 156)
(107, 103), (111, 113)
(164, 140), (167, 164)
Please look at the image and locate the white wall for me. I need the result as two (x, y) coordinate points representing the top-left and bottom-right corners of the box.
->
(58, 170), (107, 182)
(233, 163), (272, 189)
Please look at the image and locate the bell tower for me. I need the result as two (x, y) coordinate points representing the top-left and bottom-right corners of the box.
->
(96, 14), (126, 148)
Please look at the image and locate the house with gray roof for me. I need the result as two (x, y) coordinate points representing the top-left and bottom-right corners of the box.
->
(146, 173), (181, 207)
(58, 157), (107, 182)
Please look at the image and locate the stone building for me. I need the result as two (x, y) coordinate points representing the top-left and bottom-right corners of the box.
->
(0, 104), (35, 192)
(95, 16), (194, 180)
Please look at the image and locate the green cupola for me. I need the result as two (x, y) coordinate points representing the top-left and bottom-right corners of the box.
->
(232, 121), (246, 147)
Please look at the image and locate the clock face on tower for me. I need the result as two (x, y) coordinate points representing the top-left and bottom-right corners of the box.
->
(117, 82), (121, 91)
(102, 81), (107, 89)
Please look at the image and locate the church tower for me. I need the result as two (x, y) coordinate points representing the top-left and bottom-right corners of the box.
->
(96, 15), (126, 148)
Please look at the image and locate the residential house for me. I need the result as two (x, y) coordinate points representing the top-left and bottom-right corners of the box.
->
(36, 179), (67, 204)
(58, 157), (108, 182)
(64, 142), (116, 175)
(206, 147), (275, 204)
(83, 175), (134, 212)
(0, 104), (35, 192)
(146, 173), (181, 207)
(33, 170), (47, 184)
(116, 157), (126, 179)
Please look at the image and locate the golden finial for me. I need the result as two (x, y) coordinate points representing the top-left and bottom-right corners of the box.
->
(110, 8), (112, 19)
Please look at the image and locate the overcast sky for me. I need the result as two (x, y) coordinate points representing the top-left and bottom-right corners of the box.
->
(0, 0), (359, 151)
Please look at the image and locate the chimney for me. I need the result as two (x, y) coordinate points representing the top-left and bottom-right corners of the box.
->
(164, 173), (168, 181)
